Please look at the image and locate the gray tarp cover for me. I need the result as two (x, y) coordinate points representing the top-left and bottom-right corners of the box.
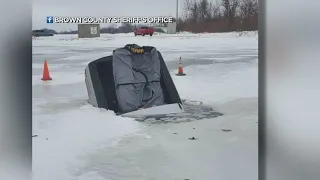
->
(112, 46), (165, 113)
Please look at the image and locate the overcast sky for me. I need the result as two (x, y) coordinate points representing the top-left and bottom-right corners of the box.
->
(33, 0), (180, 31)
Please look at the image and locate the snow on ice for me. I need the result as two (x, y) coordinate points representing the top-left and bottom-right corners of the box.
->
(33, 31), (258, 180)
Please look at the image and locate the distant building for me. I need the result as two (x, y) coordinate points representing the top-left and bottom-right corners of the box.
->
(77, 24), (100, 38)
(166, 22), (177, 34)
(151, 21), (177, 34)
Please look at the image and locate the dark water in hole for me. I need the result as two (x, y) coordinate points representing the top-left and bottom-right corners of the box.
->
(131, 99), (223, 123)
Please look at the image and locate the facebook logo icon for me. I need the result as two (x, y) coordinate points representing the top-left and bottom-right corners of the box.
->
(47, 16), (54, 23)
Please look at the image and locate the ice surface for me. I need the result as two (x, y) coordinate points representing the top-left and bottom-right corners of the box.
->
(32, 31), (258, 180)
(32, 105), (142, 180)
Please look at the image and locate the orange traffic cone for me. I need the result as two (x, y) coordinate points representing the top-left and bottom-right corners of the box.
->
(41, 60), (52, 81)
(176, 57), (186, 76)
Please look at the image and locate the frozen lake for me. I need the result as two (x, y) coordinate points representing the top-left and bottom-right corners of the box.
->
(32, 31), (258, 180)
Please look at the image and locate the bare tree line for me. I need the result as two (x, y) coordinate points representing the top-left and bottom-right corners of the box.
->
(179, 0), (258, 33)
(45, 0), (258, 34)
